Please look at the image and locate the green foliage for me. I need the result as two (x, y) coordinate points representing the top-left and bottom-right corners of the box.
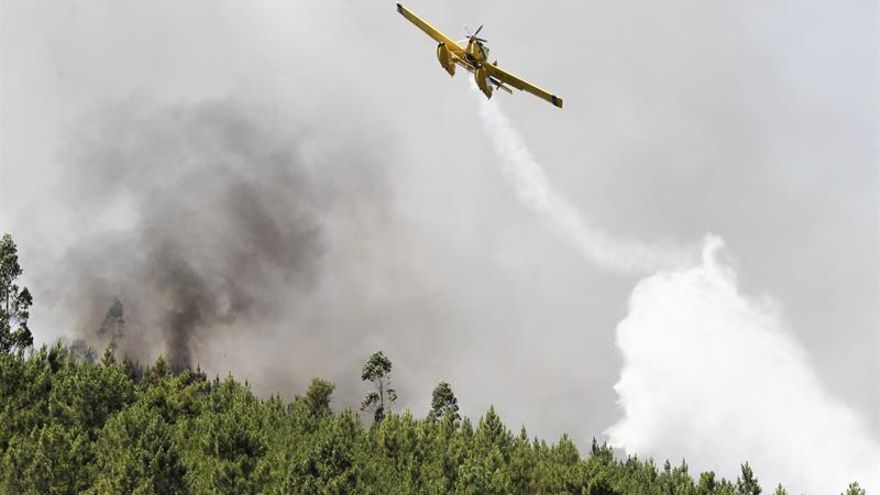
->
(303, 377), (335, 417)
(48, 357), (136, 435)
(2, 423), (92, 495)
(698, 471), (714, 492)
(428, 381), (459, 421)
(360, 351), (397, 424)
(0, 233), (33, 354)
(0, 346), (872, 494)
(843, 481), (866, 495)
(182, 377), (271, 493)
(88, 402), (187, 495)
(735, 462), (761, 495)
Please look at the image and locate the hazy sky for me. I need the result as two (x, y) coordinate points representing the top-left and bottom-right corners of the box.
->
(1, 0), (877, 485)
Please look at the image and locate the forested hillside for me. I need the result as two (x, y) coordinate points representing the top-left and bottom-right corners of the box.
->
(0, 346), (756, 494)
(0, 233), (869, 494)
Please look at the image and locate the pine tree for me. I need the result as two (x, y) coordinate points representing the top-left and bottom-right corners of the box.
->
(101, 346), (117, 368)
(476, 406), (509, 451)
(428, 381), (459, 421)
(842, 481), (866, 495)
(735, 463), (761, 495)
(88, 403), (187, 494)
(1, 423), (93, 494)
(304, 377), (335, 416)
(697, 471), (718, 495)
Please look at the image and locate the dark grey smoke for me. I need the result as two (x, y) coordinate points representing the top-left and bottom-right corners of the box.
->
(56, 99), (380, 370)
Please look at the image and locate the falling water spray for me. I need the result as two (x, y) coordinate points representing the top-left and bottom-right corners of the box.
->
(474, 91), (879, 493)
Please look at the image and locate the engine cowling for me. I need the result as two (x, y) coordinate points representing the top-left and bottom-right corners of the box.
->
(475, 66), (493, 99)
(436, 43), (455, 77)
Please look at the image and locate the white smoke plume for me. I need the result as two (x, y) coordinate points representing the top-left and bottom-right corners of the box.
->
(476, 93), (879, 493)
(608, 237), (879, 493)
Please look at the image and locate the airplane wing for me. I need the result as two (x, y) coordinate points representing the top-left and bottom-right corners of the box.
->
(396, 4), (464, 55)
(483, 63), (563, 108)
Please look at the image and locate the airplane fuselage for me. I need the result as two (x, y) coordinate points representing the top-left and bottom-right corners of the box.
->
(437, 38), (496, 99)
(464, 40), (489, 66)
(463, 40), (498, 99)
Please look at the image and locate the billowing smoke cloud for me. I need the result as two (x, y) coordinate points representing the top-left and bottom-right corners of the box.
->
(476, 94), (879, 492)
(52, 99), (385, 370)
(608, 237), (879, 493)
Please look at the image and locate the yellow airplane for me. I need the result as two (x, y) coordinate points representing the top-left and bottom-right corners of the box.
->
(396, 3), (564, 109)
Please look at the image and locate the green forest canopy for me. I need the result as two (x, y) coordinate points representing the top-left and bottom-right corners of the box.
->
(0, 232), (869, 495)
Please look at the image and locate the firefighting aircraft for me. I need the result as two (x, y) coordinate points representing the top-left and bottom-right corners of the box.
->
(396, 3), (563, 109)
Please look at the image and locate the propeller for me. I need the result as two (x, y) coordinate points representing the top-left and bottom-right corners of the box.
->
(463, 25), (487, 43)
